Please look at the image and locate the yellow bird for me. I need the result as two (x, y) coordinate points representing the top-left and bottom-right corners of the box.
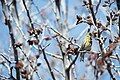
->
(80, 32), (92, 61)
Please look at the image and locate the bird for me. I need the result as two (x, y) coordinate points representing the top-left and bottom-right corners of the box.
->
(80, 31), (92, 61)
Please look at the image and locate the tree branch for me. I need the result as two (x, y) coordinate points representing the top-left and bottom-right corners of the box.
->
(95, 0), (101, 15)
(1, 1), (20, 79)
(106, 62), (116, 80)
(7, 18), (20, 80)
(88, 0), (97, 26)
(22, 0), (38, 39)
(40, 46), (56, 80)
(116, 0), (120, 36)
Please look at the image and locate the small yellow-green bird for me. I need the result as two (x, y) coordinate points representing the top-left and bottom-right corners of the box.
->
(80, 31), (92, 61)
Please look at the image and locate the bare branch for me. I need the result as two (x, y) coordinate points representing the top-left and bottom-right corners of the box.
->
(88, 0), (97, 26)
(95, 0), (101, 15)
(1, 0), (20, 79)
(40, 45), (56, 80)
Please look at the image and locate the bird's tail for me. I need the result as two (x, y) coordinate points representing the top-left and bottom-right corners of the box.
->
(80, 52), (85, 61)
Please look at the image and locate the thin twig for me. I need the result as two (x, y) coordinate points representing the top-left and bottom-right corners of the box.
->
(111, 62), (120, 76)
(0, 54), (11, 64)
(106, 62), (116, 80)
(88, 0), (97, 26)
(40, 45), (56, 80)
(53, 68), (65, 78)
(12, 0), (19, 20)
(56, 38), (69, 80)
(48, 27), (80, 47)
(19, 47), (42, 80)
(116, 0), (120, 36)
(95, 0), (101, 15)
(22, 0), (38, 39)
(56, 38), (65, 61)
(68, 53), (79, 71)
(45, 51), (63, 60)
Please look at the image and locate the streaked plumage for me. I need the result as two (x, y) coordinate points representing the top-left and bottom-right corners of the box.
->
(80, 32), (92, 61)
